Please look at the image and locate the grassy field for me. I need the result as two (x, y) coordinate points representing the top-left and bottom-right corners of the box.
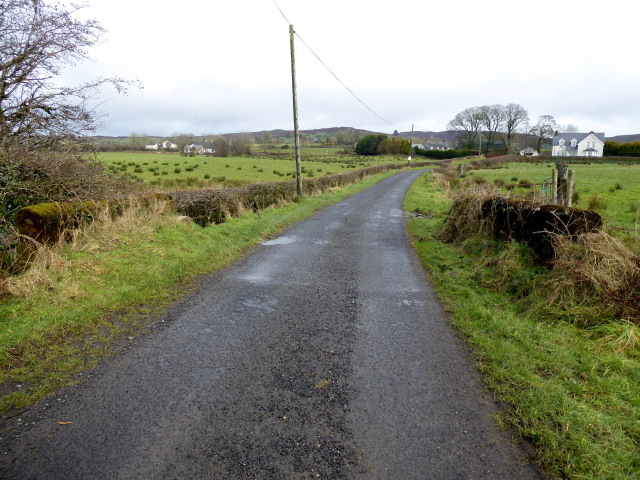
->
(98, 151), (409, 187)
(466, 161), (640, 233)
(405, 171), (640, 480)
(250, 145), (347, 156)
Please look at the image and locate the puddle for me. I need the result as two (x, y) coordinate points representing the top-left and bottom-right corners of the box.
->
(240, 296), (277, 312)
(262, 235), (296, 246)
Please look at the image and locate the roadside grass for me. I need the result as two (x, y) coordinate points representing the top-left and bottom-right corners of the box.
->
(465, 161), (640, 234)
(405, 172), (640, 480)
(98, 151), (408, 187)
(0, 170), (402, 415)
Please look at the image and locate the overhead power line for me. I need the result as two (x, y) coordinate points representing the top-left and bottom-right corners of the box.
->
(271, 0), (403, 130)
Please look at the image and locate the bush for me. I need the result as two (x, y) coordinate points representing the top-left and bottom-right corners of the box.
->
(1, 145), (132, 241)
(355, 134), (387, 156)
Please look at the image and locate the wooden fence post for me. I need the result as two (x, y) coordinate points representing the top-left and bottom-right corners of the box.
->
(566, 169), (575, 207)
(557, 162), (568, 205)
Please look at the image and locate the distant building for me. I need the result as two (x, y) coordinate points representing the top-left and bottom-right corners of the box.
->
(184, 142), (215, 155)
(519, 147), (539, 157)
(552, 131), (605, 157)
(422, 139), (449, 151)
(146, 140), (178, 151)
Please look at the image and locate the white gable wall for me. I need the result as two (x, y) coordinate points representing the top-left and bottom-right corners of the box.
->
(577, 133), (604, 157)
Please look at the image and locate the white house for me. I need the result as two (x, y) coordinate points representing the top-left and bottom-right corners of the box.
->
(184, 142), (215, 155)
(552, 131), (605, 157)
(422, 140), (449, 151)
(519, 147), (539, 157)
(145, 140), (178, 151)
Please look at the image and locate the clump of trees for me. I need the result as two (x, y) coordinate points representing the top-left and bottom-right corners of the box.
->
(355, 134), (410, 156)
(1, 0), (136, 243)
(604, 140), (640, 157)
(447, 104), (530, 154)
(446, 105), (583, 155)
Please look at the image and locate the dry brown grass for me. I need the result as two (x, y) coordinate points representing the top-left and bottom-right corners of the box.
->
(4, 197), (176, 300)
(433, 169), (500, 243)
(543, 231), (640, 324)
(435, 171), (640, 327)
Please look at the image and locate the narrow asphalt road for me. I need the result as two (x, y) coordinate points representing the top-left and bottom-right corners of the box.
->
(0, 170), (544, 479)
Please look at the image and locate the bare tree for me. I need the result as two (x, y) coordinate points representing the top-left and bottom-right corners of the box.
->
(0, 0), (137, 150)
(229, 134), (253, 156)
(447, 107), (483, 150)
(129, 132), (150, 150)
(500, 103), (529, 153)
(557, 124), (579, 133)
(212, 136), (229, 157)
(530, 115), (557, 153)
(478, 105), (505, 153)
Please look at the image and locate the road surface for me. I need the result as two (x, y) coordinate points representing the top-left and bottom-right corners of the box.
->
(0, 170), (544, 479)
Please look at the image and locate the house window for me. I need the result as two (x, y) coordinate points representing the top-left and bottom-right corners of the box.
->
(571, 138), (577, 147)
(559, 139), (565, 146)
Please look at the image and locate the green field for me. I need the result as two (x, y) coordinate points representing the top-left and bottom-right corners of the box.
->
(98, 151), (408, 187)
(467, 161), (640, 232)
(250, 145), (347, 156)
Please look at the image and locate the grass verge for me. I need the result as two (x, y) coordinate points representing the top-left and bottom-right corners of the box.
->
(0, 170), (401, 416)
(404, 172), (639, 480)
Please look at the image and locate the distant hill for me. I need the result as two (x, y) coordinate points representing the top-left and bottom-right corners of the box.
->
(223, 127), (456, 142)
(606, 134), (640, 143)
(93, 128), (640, 145)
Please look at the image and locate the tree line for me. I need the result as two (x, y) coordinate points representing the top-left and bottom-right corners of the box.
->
(604, 140), (640, 157)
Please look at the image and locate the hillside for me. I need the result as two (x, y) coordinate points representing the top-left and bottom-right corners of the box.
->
(92, 128), (640, 146)
(607, 134), (640, 143)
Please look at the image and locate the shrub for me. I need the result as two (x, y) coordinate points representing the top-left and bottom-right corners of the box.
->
(587, 194), (607, 211)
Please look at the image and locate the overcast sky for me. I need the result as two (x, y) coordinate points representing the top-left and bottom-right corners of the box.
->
(63, 0), (639, 138)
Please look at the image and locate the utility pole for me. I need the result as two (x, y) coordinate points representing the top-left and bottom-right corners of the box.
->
(289, 24), (302, 196)
(408, 124), (414, 163)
